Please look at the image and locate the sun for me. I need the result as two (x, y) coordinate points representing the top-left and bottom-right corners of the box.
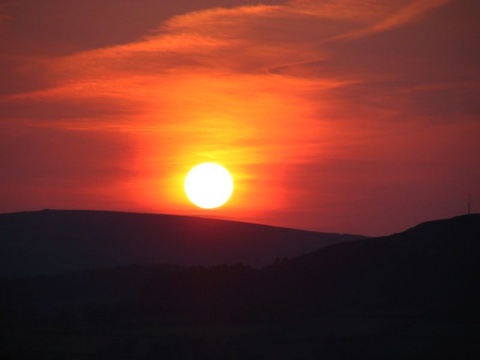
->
(184, 162), (234, 209)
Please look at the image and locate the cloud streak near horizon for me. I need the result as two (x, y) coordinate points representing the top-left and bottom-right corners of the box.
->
(1, 0), (479, 235)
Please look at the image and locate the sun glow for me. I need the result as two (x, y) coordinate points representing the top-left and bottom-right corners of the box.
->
(184, 162), (234, 209)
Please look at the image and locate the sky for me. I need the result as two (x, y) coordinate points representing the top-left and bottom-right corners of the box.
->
(0, 0), (479, 236)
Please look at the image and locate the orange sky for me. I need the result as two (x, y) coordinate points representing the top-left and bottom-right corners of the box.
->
(1, 0), (479, 235)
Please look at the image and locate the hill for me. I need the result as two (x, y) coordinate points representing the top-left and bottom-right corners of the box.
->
(1, 214), (478, 359)
(0, 209), (364, 277)
(264, 213), (480, 318)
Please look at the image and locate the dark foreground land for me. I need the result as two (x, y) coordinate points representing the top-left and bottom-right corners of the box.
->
(1, 213), (479, 359)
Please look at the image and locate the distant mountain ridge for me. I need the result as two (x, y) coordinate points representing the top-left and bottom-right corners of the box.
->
(0, 209), (365, 277)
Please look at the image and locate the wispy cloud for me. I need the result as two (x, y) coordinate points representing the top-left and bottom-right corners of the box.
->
(330, 0), (451, 41)
(0, 0), (478, 234)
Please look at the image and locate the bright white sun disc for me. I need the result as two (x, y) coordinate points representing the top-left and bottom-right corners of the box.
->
(184, 163), (234, 209)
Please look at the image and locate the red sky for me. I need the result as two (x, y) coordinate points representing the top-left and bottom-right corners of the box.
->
(1, 0), (479, 236)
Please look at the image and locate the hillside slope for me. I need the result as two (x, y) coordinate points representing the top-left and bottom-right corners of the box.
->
(264, 213), (480, 319)
(0, 209), (363, 276)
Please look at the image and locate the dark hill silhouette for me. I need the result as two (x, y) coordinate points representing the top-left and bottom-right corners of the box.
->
(1, 214), (479, 359)
(263, 214), (480, 319)
(0, 209), (364, 277)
